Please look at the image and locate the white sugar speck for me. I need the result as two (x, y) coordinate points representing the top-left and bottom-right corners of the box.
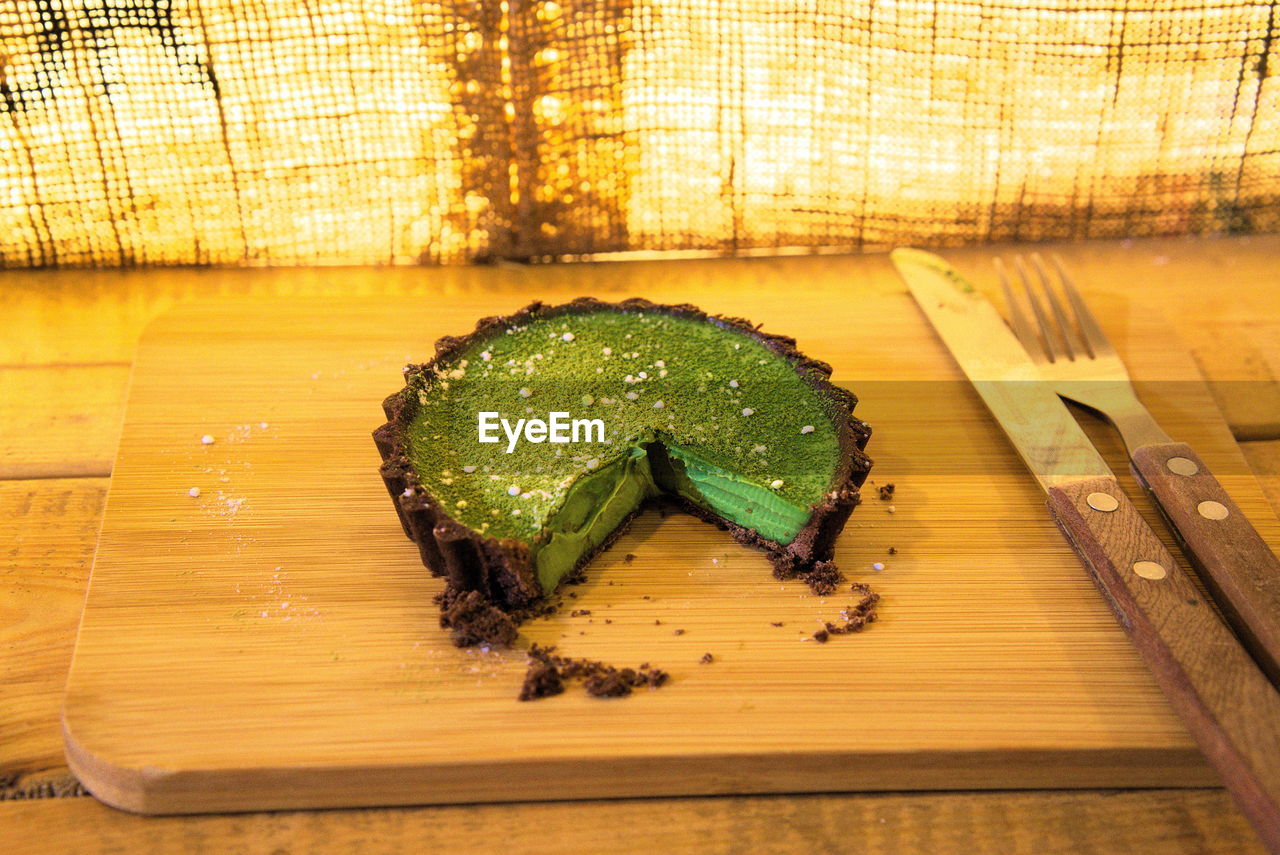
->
(188, 487), (201, 498)
(887, 505), (896, 514)
(655, 359), (665, 368)
(653, 400), (664, 408)
(518, 387), (532, 398)
(456, 500), (468, 508)
(586, 458), (600, 470)
(872, 562), (885, 571)
(770, 479), (784, 489)
(625, 391), (639, 400)
(562, 332), (575, 342)
(729, 380), (739, 388)
(401, 487), (414, 498)
(481, 350), (492, 361)
(201, 434), (216, 445)
(741, 407), (754, 416)
(462, 465), (477, 473)
(801, 425), (815, 434)
(508, 485), (522, 496)
(602, 347), (612, 356)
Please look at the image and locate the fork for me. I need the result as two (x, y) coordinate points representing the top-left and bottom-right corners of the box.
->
(999, 253), (1280, 686)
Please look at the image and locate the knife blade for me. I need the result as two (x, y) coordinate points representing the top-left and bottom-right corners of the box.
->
(891, 247), (1280, 854)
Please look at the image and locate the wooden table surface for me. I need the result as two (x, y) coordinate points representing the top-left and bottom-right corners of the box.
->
(4, 235), (1280, 853)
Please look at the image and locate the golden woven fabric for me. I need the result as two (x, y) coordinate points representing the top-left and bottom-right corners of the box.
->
(1, 0), (1276, 266)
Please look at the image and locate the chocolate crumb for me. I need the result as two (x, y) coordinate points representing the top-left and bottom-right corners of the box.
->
(624, 553), (636, 562)
(812, 629), (830, 643)
(434, 588), (519, 648)
(803, 560), (844, 596)
(604, 618), (612, 624)
(518, 661), (564, 701)
(583, 671), (633, 697)
(769, 553), (845, 596)
(654, 619), (662, 625)
(699, 652), (714, 664)
(888, 546), (897, 555)
(519, 644), (669, 702)
(673, 628), (685, 636)
(878, 483), (895, 501)
(569, 609), (591, 617)
(770, 621), (784, 627)
(568, 592), (578, 598)
(642, 595), (651, 600)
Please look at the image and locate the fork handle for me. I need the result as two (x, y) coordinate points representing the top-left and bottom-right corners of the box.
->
(1048, 476), (1280, 852)
(1131, 441), (1280, 687)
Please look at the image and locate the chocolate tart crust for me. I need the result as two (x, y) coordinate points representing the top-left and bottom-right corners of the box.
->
(374, 297), (873, 621)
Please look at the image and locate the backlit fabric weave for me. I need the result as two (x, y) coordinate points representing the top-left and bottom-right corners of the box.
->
(1, 0), (1276, 266)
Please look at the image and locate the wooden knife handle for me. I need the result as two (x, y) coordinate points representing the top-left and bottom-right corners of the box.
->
(1047, 476), (1280, 853)
(1130, 441), (1280, 687)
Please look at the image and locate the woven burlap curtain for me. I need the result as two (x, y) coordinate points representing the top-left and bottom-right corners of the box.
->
(1, 0), (1276, 267)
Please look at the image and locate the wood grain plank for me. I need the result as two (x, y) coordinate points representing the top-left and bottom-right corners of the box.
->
(1184, 325), (1280, 442)
(62, 289), (1280, 813)
(0, 366), (131, 479)
(1242, 441), (1280, 519)
(0, 479), (106, 784)
(0, 789), (1266, 855)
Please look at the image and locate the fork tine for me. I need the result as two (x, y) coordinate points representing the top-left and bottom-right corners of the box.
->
(1050, 253), (1115, 360)
(996, 257), (1048, 363)
(1029, 253), (1085, 361)
(1012, 255), (1064, 363)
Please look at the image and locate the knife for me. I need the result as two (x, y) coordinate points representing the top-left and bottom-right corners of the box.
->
(891, 247), (1280, 854)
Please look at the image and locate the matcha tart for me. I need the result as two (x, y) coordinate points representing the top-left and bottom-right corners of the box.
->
(375, 298), (872, 626)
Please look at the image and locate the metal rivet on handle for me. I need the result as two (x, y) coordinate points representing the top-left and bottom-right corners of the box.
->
(1133, 560), (1168, 580)
(1166, 456), (1199, 476)
(1087, 492), (1119, 512)
(1197, 500), (1229, 520)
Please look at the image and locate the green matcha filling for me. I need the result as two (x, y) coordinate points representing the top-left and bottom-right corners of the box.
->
(404, 308), (843, 594)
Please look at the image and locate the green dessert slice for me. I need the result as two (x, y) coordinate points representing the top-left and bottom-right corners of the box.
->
(375, 298), (872, 614)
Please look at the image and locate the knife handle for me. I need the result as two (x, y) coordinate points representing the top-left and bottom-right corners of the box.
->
(1047, 476), (1280, 853)
(1129, 441), (1280, 687)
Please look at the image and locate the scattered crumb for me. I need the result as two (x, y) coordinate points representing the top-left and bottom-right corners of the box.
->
(624, 553), (636, 562)
(200, 434), (215, 445)
(570, 609), (591, 617)
(518, 661), (564, 701)
(803, 560), (843, 596)
(187, 487), (201, 498)
(872, 562), (885, 571)
(878, 483), (895, 501)
(809, 583), (881, 643)
(887, 505), (896, 514)
(673, 628), (685, 636)
(654, 619), (662, 625)
(770, 621), (784, 627)
(888, 546), (898, 555)
(434, 588), (518, 648)
(519, 644), (668, 701)
(699, 653), (714, 664)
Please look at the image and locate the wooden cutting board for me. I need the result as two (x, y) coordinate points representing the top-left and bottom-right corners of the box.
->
(64, 274), (1280, 814)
